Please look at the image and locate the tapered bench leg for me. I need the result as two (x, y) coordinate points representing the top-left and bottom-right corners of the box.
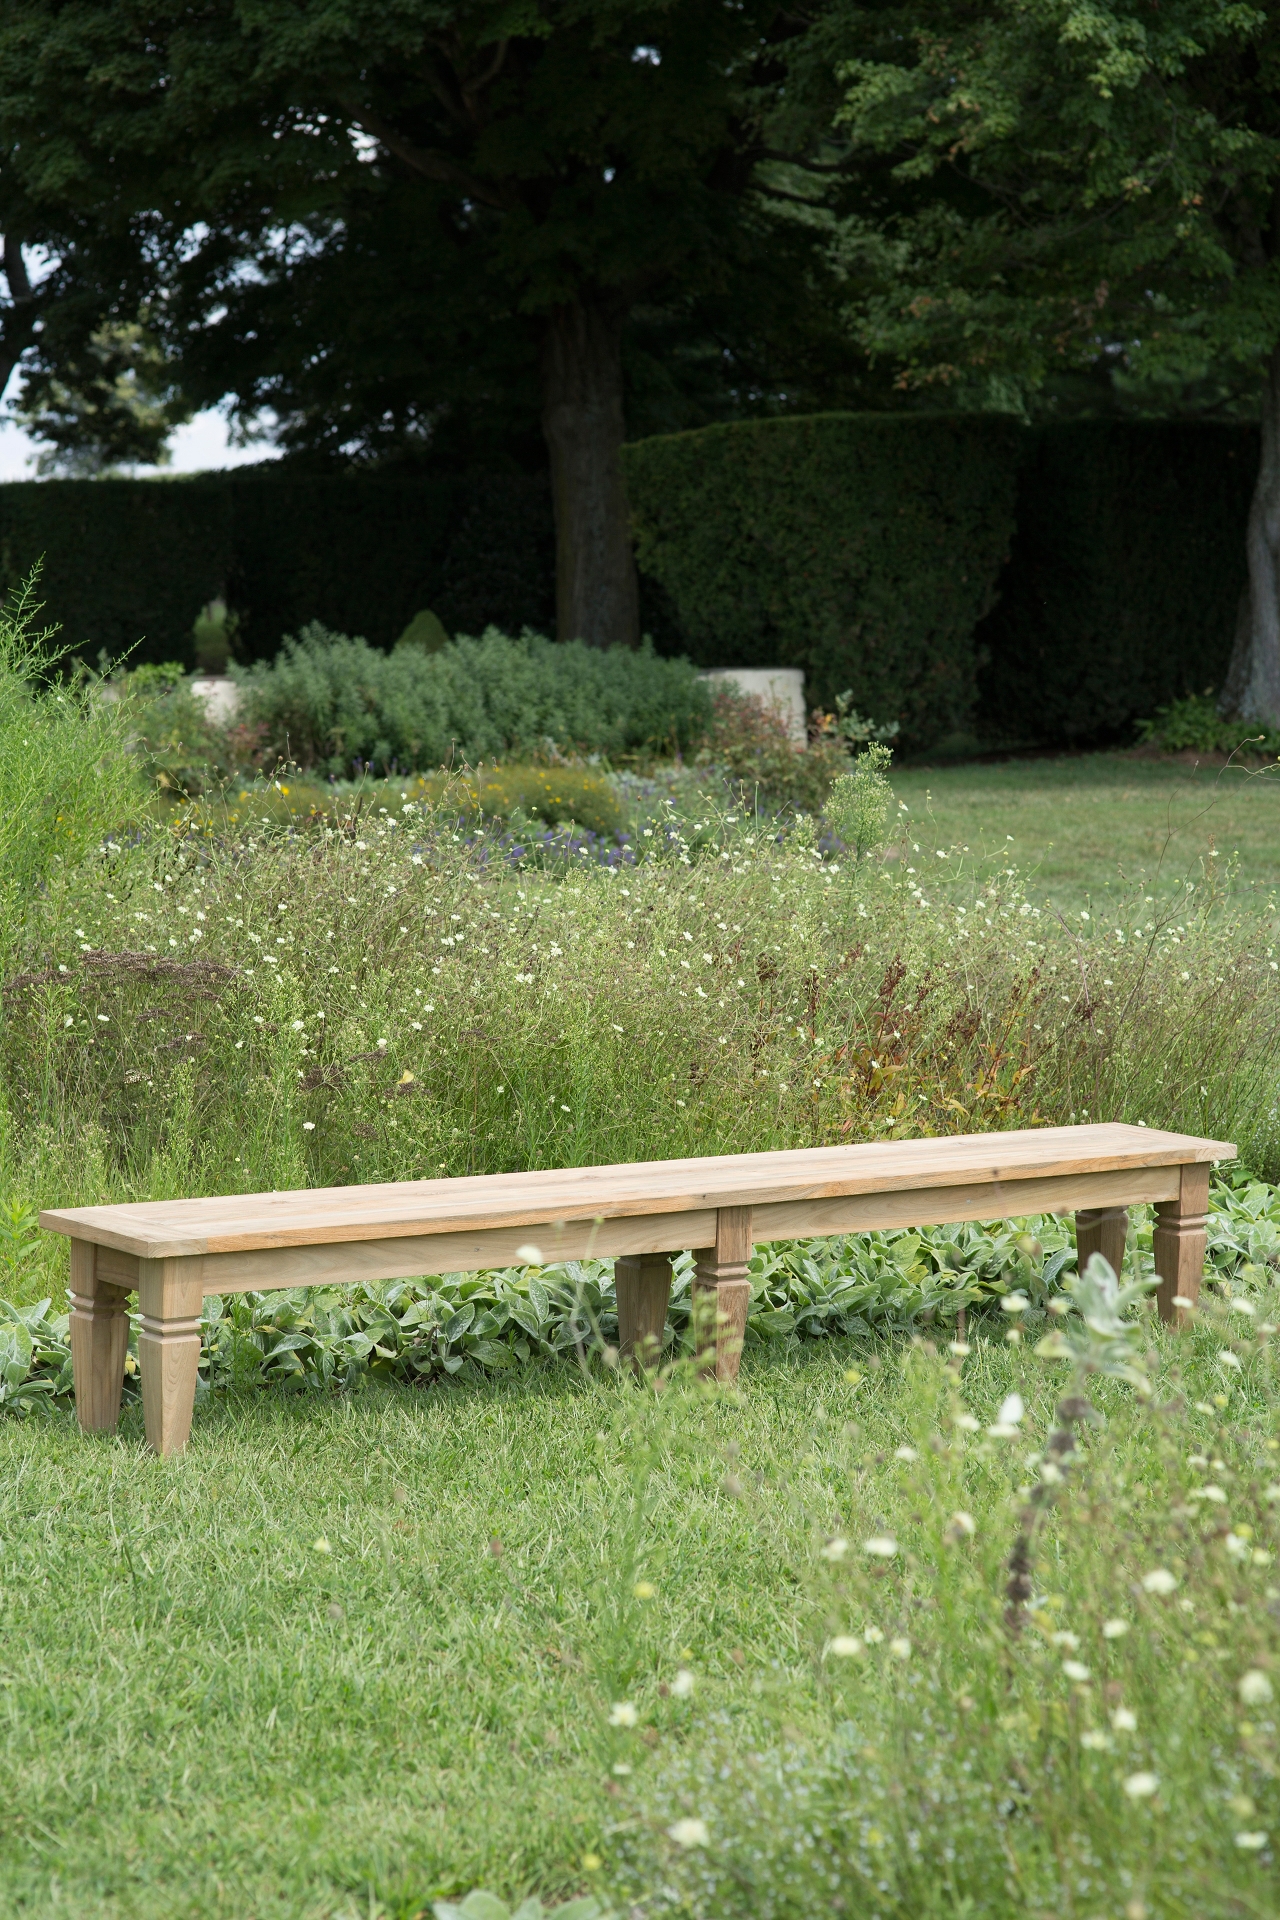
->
(138, 1257), (204, 1457)
(68, 1240), (130, 1433)
(693, 1206), (753, 1385)
(1076, 1206), (1128, 1279)
(1153, 1163), (1210, 1326)
(615, 1253), (672, 1367)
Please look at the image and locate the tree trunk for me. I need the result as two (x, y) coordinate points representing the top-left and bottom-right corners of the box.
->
(1220, 339), (1280, 724)
(541, 298), (639, 649)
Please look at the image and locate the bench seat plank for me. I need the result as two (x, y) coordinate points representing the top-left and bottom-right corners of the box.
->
(40, 1123), (1231, 1259)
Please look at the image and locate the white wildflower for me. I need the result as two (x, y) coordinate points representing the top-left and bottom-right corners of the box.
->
(1111, 1707), (1137, 1733)
(1123, 1772), (1159, 1799)
(667, 1818), (710, 1849)
(863, 1536), (898, 1558)
(608, 1702), (638, 1727)
(1141, 1569), (1178, 1595)
(820, 1538), (850, 1562)
(827, 1636), (863, 1658)
(1102, 1619), (1130, 1640)
(671, 1669), (695, 1698)
(1239, 1670), (1274, 1707)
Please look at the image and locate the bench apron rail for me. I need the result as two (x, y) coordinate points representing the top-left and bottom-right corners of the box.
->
(43, 1123), (1232, 1455)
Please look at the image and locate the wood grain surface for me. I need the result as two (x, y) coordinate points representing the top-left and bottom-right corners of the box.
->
(39, 1123), (1235, 1260)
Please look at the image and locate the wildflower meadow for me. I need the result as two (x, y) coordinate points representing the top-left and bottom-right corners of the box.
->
(1, 595), (1279, 1919)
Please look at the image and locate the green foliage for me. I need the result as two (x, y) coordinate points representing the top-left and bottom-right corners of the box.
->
(11, 318), (193, 477)
(0, 470), (553, 667)
(116, 662), (243, 797)
(616, 1334), (1280, 1919)
(0, 0), (812, 478)
(980, 424), (1256, 746)
(826, 742), (895, 863)
(625, 413), (1021, 749)
(0, 1200), (41, 1303)
(192, 598), (238, 674)
(832, 0), (1280, 410)
(0, 575), (142, 964)
(435, 1896), (610, 1920)
(0, 1297), (72, 1412)
(4, 785), (1279, 1241)
(397, 609), (452, 656)
(1136, 691), (1280, 759)
(234, 624), (711, 775)
(693, 683), (850, 813)
(443, 767), (627, 839)
(1035, 1253), (1156, 1392)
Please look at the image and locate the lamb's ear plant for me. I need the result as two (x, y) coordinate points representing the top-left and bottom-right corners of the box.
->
(434, 1892), (611, 1920)
(1005, 1253), (1155, 1631)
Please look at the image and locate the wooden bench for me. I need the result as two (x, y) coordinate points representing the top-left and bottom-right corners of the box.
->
(40, 1122), (1232, 1456)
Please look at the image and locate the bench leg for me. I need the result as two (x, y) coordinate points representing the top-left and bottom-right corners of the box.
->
(693, 1206), (753, 1385)
(1153, 1163), (1210, 1327)
(1075, 1206), (1128, 1279)
(68, 1240), (130, 1433)
(615, 1254), (672, 1368)
(138, 1258), (204, 1457)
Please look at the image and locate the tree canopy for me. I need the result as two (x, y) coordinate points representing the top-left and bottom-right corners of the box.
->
(825, 0), (1280, 717)
(0, 1), (870, 644)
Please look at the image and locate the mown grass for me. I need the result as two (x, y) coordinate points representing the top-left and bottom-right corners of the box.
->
(890, 752), (1280, 913)
(1, 1324), (1276, 1919)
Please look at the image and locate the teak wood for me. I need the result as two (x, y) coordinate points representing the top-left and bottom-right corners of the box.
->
(41, 1123), (1232, 1455)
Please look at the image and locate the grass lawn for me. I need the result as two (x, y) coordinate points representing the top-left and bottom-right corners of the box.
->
(0, 1348), (854, 1919)
(890, 751), (1280, 913)
(3, 1323), (1278, 1919)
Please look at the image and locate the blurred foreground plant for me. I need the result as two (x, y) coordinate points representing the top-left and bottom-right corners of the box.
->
(1005, 1253), (1155, 1630)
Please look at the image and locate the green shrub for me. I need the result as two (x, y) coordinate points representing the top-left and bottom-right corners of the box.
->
(979, 423), (1255, 746)
(0, 469), (555, 667)
(1135, 691), (1280, 759)
(624, 412), (1022, 749)
(694, 683), (852, 813)
(413, 765), (626, 838)
(233, 624), (711, 774)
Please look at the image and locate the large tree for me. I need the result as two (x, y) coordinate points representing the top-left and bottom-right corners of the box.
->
(825, 0), (1280, 721)
(0, 0), (834, 647)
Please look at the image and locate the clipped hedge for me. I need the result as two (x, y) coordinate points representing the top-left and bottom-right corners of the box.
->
(235, 623), (712, 773)
(977, 422), (1255, 746)
(0, 469), (554, 667)
(623, 413), (1023, 748)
